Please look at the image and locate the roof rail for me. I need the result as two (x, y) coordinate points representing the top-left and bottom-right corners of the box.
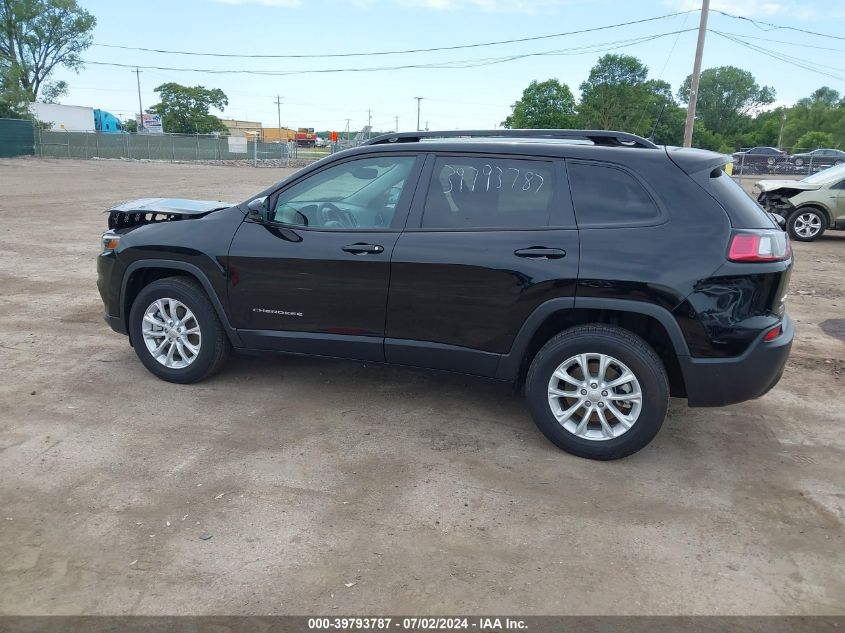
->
(364, 129), (658, 149)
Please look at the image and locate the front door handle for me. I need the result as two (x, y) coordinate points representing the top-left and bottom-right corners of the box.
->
(342, 243), (384, 255)
(514, 247), (566, 259)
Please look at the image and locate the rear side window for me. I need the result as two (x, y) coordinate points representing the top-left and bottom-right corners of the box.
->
(568, 161), (660, 226)
(706, 168), (775, 229)
(421, 157), (555, 229)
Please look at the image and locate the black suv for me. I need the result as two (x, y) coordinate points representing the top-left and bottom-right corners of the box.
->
(97, 130), (793, 460)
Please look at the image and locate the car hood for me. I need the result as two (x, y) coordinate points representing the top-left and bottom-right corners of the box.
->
(109, 198), (235, 215)
(755, 180), (822, 193)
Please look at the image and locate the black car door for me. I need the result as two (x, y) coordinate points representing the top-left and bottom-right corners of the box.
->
(228, 153), (423, 361)
(384, 153), (579, 377)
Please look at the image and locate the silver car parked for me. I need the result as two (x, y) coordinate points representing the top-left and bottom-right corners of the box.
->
(755, 163), (845, 241)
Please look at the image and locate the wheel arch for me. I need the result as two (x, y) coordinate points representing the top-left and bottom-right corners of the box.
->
(791, 202), (832, 227)
(121, 260), (242, 347)
(497, 298), (690, 397)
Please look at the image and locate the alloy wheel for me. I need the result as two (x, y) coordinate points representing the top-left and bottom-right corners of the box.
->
(547, 353), (642, 441)
(141, 298), (202, 369)
(793, 212), (822, 239)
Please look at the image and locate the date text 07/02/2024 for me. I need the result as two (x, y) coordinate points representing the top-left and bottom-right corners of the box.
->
(307, 617), (528, 631)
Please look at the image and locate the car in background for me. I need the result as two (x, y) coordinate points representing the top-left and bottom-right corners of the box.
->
(756, 162), (845, 241)
(732, 147), (787, 173)
(788, 148), (845, 169)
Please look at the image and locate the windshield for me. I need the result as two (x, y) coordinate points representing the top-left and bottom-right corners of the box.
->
(802, 162), (845, 184)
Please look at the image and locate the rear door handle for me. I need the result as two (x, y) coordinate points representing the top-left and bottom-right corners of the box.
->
(342, 243), (384, 255)
(514, 247), (566, 259)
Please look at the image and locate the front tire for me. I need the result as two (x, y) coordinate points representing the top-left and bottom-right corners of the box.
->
(787, 207), (826, 242)
(129, 277), (230, 383)
(525, 325), (669, 460)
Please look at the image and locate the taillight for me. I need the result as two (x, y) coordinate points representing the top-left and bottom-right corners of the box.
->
(763, 325), (782, 342)
(728, 231), (791, 263)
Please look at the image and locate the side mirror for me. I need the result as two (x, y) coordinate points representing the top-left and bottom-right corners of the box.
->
(247, 196), (269, 222)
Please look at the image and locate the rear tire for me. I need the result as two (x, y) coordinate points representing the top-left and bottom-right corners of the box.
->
(787, 207), (826, 242)
(129, 276), (230, 383)
(525, 325), (669, 460)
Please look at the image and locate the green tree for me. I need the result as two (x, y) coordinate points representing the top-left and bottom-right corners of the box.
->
(781, 87), (845, 149)
(678, 66), (775, 140)
(578, 54), (679, 140)
(0, 0), (95, 101)
(795, 130), (835, 150)
(123, 118), (138, 133)
(148, 83), (229, 134)
(0, 66), (30, 117)
(502, 79), (577, 129)
(803, 87), (841, 108)
(649, 101), (686, 146)
(687, 121), (732, 153)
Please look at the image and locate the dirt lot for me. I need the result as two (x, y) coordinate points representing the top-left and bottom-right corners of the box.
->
(0, 158), (843, 615)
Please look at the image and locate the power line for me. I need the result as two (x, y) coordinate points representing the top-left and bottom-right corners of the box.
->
(90, 10), (696, 59)
(707, 29), (845, 53)
(81, 29), (697, 77)
(713, 9), (845, 42)
(711, 31), (845, 81)
(636, 10), (692, 136)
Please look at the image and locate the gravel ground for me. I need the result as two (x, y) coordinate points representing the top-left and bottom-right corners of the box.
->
(0, 158), (843, 615)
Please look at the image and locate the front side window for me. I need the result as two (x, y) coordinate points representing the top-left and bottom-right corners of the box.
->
(272, 155), (416, 229)
(420, 157), (555, 229)
(568, 161), (660, 226)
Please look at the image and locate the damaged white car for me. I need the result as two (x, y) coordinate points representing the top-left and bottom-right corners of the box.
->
(755, 163), (845, 241)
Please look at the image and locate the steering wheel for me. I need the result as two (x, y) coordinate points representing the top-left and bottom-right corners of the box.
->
(318, 202), (358, 228)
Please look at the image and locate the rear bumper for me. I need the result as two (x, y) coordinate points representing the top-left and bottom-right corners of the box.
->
(681, 314), (793, 407)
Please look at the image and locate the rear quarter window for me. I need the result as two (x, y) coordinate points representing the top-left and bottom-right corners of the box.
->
(567, 161), (661, 227)
(707, 168), (776, 229)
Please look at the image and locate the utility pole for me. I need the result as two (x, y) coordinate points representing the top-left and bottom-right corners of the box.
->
(134, 67), (144, 132)
(274, 95), (283, 135)
(414, 97), (423, 131)
(367, 109), (372, 140)
(777, 111), (787, 149)
(394, 115), (399, 132)
(683, 0), (710, 148)
(345, 118), (351, 143)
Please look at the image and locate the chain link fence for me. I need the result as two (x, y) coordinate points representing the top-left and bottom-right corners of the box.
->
(5, 120), (842, 179)
(29, 128), (330, 167)
(731, 147), (844, 182)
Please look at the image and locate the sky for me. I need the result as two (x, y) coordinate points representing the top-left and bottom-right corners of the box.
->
(51, 0), (845, 133)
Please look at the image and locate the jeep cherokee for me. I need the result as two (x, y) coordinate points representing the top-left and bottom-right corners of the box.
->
(97, 130), (793, 460)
